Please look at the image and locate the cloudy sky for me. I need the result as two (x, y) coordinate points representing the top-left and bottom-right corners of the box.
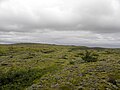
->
(0, 0), (120, 47)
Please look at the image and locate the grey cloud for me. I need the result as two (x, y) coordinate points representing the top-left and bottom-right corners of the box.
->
(0, 0), (120, 33)
(0, 0), (120, 47)
(0, 30), (120, 48)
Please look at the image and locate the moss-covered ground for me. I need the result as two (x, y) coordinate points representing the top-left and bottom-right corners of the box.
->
(0, 43), (120, 90)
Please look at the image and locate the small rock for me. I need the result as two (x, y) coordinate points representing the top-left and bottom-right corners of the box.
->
(78, 73), (83, 77)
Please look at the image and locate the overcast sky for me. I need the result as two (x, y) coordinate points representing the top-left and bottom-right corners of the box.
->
(0, 0), (120, 47)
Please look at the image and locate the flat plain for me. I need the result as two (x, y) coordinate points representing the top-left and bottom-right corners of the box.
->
(0, 43), (120, 90)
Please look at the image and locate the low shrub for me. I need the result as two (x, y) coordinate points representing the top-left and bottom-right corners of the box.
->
(69, 60), (75, 65)
(81, 50), (98, 62)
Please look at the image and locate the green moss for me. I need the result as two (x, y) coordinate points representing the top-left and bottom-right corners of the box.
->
(0, 44), (120, 90)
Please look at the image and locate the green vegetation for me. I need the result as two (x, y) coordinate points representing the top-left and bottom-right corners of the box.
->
(81, 50), (98, 62)
(0, 43), (120, 90)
